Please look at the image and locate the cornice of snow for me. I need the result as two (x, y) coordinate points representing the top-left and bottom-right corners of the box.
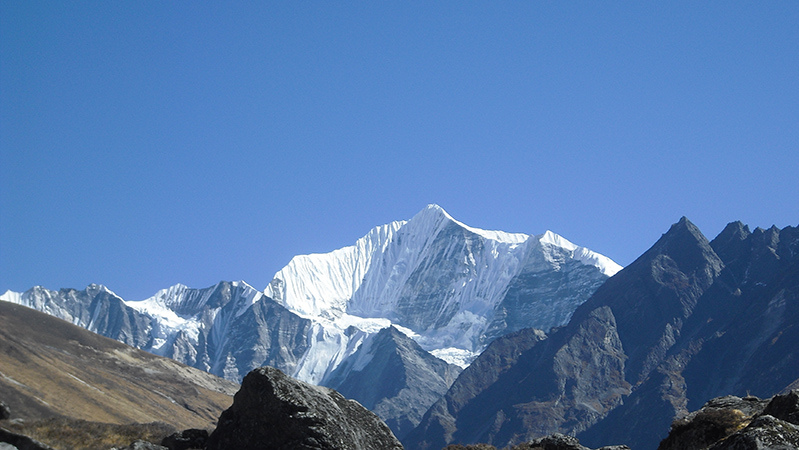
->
(422, 204), (529, 245)
(537, 230), (622, 277)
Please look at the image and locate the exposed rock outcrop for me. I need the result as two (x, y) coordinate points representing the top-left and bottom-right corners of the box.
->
(710, 415), (799, 449)
(493, 433), (629, 450)
(657, 395), (769, 450)
(658, 390), (799, 450)
(761, 390), (799, 425)
(207, 366), (403, 450)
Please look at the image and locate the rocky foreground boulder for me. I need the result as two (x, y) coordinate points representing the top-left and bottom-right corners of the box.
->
(206, 366), (403, 450)
(658, 390), (799, 450)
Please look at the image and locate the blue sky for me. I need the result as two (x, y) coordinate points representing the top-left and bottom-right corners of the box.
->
(2, 2), (797, 301)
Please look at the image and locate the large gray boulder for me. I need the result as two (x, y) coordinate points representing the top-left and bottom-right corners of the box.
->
(207, 366), (403, 450)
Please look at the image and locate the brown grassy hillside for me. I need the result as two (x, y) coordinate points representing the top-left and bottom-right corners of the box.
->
(0, 300), (237, 430)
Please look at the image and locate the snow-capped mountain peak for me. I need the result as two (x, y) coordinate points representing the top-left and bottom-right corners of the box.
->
(0, 289), (22, 304)
(539, 229), (576, 249)
(3, 205), (621, 380)
(122, 280), (265, 349)
(2, 206), (624, 438)
(265, 205), (622, 371)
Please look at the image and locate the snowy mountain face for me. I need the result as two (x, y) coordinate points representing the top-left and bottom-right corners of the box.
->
(0, 204), (621, 437)
(0, 281), (312, 383)
(265, 204), (621, 378)
(1, 284), (154, 349)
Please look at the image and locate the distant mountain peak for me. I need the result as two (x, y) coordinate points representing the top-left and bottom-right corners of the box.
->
(710, 221), (752, 263)
(670, 215), (702, 235)
(642, 216), (717, 264)
(717, 221), (752, 241)
(422, 203), (449, 216)
(539, 229), (576, 250)
(264, 204), (621, 379)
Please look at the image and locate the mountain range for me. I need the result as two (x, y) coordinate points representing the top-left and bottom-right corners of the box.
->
(5, 206), (797, 449)
(1, 204), (620, 438)
(404, 218), (799, 449)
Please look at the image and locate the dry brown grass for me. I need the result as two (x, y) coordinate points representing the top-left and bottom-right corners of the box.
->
(0, 301), (236, 431)
(4, 417), (178, 450)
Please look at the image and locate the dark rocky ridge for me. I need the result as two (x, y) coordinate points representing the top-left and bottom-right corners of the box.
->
(407, 327), (548, 449)
(581, 221), (799, 449)
(406, 218), (799, 450)
(207, 366), (403, 450)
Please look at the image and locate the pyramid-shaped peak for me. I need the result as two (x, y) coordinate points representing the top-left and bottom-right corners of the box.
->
(539, 230), (577, 250)
(636, 216), (721, 274)
(710, 221), (752, 264)
(665, 216), (705, 240)
(412, 204), (455, 222)
(716, 221), (751, 241)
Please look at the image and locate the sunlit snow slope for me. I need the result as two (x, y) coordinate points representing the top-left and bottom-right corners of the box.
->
(266, 204), (621, 380)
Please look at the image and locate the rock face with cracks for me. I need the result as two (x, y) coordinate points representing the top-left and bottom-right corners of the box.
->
(206, 366), (403, 450)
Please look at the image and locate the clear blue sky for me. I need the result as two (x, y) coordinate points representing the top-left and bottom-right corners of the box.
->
(2, 2), (797, 301)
